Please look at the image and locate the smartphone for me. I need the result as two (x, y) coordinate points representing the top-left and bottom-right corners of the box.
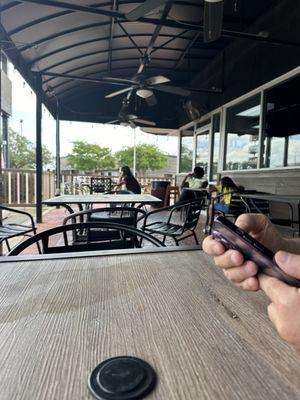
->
(212, 215), (300, 287)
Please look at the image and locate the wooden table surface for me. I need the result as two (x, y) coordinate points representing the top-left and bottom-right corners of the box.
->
(1, 249), (300, 399)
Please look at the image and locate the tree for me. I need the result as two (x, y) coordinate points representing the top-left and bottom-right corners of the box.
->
(8, 128), (53, 170)
(115, 144), (168, 174)
(67, 140), (115, 172)
(180, 145), (193, 172)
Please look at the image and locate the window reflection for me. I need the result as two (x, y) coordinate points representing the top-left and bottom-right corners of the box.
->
(225, 95), (260, 170)
(263, 76), (300, 168)
(288, 134), (300, 166)
(212, 114), (220, 179)
(195, 131), (209, 175)
(179, 134), (193, 173)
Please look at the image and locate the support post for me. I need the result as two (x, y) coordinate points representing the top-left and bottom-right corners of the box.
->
(0, 49), (3, 254)
(35, 73), (43, 223)
(2, 113), (9, 168)
(133, 127), (137, 176)
(55, 99), (61, 195)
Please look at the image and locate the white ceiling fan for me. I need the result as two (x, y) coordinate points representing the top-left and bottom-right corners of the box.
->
(203, 0), (224, 43)
(104, 73), (191, 106)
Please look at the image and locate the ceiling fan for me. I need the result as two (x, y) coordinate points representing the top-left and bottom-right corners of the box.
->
(104, 73), (191, 106)
(125, 0), (168, 21)
(108, 99), (156, 128)
(203, 0), (224, 43)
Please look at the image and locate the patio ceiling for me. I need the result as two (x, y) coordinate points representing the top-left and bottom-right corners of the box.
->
(0, 0), (283, 128)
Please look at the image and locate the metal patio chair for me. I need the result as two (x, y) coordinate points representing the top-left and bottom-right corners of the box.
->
(89, 177), (112, 194)
(0, 205), (39, 253)
(142, 198), (205, 245)
(63, 206), (146, 244)
(8, 222), (165, 255)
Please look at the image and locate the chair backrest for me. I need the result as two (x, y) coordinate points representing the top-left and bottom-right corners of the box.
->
(63, 206), (146, 227)
(242, 197), (270, 215)
(183, 198), (205, 231)
(164, 185), (180, 206)
(8, 222), (165, 255)
(90, 177), (112, 194)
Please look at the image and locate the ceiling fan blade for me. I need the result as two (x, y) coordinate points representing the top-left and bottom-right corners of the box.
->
(133, 118), (156, 126)
(146, 75), (170, 86)
(105, 87), (134, 98)
(203, 0), (224, 43)
(126, 0), (168, 21)
(127, 114), (139, 120)
(102, 77), (136, 85)
(145, 94), (157, 107)
(154, 85), (191, 97)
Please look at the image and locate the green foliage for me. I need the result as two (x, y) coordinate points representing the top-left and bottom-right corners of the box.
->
(67, 140), (115, 172)
(180, 145), (193, 173)
(8, 128), (53, 170)
(115, 144), (168, 173)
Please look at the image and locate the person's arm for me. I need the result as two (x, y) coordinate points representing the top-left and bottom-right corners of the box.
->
(259, 254), (300, 354)
(202, 213), (300, 291)
(181, 173), (192, 189)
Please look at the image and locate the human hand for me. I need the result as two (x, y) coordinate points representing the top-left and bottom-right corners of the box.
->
(259, 251), (300, 354)
(202, 214), (285, 291)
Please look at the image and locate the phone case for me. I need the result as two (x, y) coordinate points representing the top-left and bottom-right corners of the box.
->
(212, 216), (300, 287)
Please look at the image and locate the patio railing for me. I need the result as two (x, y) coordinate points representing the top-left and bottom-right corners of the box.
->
(1, 169), (175, 206)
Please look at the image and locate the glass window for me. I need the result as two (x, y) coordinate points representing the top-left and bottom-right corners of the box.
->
(195, 130), (209, 175)
(225, 94), (260, 170)
(211, 114), (220, 179)
(179, 132), (194, 173)
(262, 75), (300, 168)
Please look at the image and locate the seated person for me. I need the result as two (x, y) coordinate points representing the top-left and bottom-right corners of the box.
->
(203, 213), (300, 355)
(115, 166), (141, 194)
(177, 166), (208, 203)
(210, 176), (243, 214)
(204, 176), (244, 233)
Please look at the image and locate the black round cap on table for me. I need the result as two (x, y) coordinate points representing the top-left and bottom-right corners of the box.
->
(88, 356), (157, 400)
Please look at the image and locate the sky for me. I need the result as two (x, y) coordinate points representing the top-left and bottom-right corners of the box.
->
(8, 62), (178, 158)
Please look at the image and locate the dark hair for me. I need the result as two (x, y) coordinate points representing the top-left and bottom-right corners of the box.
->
(121, 166), (133, 178)
(193, 166), (204, 179)
(220, 176), (239, 191)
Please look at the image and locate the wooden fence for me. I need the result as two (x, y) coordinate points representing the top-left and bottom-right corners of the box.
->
(1, 169), (175, 206)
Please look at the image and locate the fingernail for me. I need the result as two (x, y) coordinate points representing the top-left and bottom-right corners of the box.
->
(276, 251), (289, 264)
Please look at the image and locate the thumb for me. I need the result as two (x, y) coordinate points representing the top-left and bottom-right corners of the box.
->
(275, 251), (300, 279)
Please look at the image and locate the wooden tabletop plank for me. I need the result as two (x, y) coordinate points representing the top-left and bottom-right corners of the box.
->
(0, 251), (300, 399)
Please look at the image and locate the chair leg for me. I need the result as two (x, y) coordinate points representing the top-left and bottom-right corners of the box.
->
(5, 239), (11, 252)
(173, 237), (179, 246)
(33, 228), (42, 254)
(192, 231), (199, 245)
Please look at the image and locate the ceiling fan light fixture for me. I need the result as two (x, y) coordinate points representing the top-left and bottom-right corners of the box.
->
(136, 88), (154, 98)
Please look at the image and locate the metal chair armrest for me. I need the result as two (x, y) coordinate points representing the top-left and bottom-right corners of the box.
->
(0, 205), (36, 229)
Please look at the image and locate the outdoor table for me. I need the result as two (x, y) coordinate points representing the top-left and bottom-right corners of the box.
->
(1, 247), (300, 399)
(43, 194), (162, 214)
(239, 192), (300, 235)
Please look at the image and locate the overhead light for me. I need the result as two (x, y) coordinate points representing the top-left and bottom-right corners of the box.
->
(136, 88), (153, 98)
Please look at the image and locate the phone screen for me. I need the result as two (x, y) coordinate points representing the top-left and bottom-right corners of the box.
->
(212, 216), (300, 287)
